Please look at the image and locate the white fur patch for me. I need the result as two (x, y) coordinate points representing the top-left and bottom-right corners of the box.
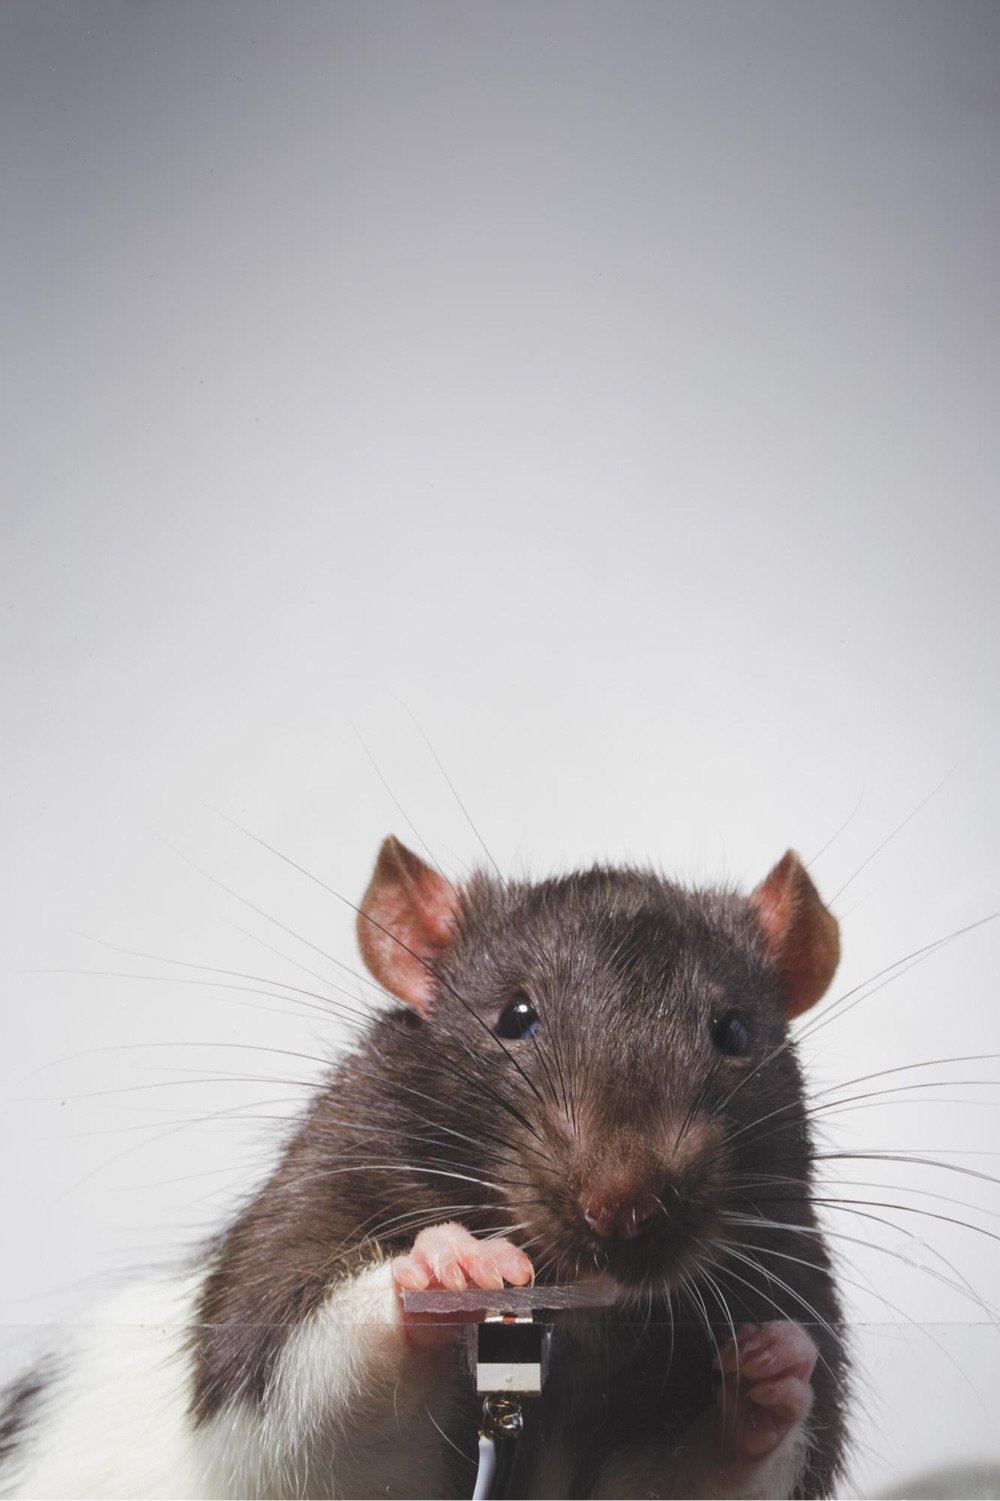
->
(1, 1273), (206, 1499)
(1, 1263), (463, 1501)
(193, 1260), (460, 1499)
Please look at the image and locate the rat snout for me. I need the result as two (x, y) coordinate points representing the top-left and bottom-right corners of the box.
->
(580, 1190), (662, 1241)
(566, 1109), (724, 1276)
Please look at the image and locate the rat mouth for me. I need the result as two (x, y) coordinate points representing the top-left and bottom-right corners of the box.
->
(584, 1226), (711, 1290)
(522, 1200), (722, 1294)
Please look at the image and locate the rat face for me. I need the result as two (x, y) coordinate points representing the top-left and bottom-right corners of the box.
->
(356, 840), (839, 1298)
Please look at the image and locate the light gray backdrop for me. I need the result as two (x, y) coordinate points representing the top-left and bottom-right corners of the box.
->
(2, 2), (999, 1494)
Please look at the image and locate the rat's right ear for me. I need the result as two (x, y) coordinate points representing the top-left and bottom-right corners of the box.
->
(357, 837), (460, 1016)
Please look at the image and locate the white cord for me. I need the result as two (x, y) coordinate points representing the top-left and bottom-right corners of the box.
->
(472, 1433), (497, 1500)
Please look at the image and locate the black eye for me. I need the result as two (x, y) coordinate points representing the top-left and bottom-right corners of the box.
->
(711, 1013), (750, 1057)
(496, 994), (540, 1040)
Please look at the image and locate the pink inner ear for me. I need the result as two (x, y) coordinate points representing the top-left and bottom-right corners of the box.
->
(754, 864), (795, 952)
(357, 839), (460, 1016)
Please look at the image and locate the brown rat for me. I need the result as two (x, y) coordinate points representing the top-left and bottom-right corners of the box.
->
(0, 839), (848, 1499)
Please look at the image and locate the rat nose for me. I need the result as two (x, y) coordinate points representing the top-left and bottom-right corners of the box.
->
(580, 1192), (661, 1241)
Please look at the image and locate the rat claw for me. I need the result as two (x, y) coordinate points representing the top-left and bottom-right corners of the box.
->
(466, 1254), (505, 1291)
(481, 1237), (534, 1285)
(391, 1255), (430, 1292)
(714, 1324), (759, 1371)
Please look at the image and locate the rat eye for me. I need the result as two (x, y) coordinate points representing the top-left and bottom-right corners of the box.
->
(711, 1013), (750, 1057)
(495, 994), (540, 1040)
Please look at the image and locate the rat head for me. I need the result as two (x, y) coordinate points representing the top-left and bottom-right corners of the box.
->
(357, 838), (839, 1296)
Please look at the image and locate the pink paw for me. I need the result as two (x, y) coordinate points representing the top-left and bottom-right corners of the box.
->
(392, 1222), (533, 1349)
(714, 1321), (817, 1460)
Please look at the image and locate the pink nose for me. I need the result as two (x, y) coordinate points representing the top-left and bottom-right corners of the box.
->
(581, 1194), (661, 1240)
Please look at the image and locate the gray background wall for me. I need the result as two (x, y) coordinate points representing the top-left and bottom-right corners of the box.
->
(3, 3), (999, 1492)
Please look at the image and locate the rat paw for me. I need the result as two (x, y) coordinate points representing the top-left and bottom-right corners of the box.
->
(714, 1321), (817, 1461)
(392, 1222), (533, 1349)
(393, 1221), (533, 1293)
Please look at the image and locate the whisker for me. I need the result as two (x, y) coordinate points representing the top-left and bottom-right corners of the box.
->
(353, 725), (521, 1002)
(721, 1209), (1000, 1323)
(829, 774), (953, 904)
(717, 1233), (990, 1416)
(199, 812), (550, 1120)
(396, 704), (510, 893)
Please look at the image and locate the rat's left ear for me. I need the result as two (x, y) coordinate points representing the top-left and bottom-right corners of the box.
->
(751, 850), (840, 1019)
